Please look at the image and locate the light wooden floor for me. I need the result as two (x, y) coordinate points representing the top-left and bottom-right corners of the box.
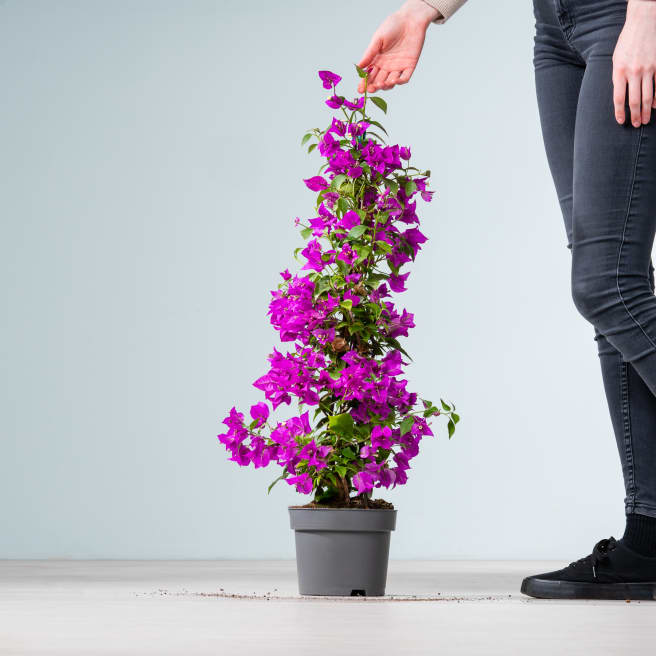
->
(1, 560), (654, 654)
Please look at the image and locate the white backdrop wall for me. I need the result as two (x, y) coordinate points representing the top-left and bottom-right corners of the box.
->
(1, 0), (629, 559)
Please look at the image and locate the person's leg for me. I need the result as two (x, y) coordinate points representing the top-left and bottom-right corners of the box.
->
(597, 307), (656, 526)
(568, 1), (656, 521)
(533, 0), (656, 524)
(522, 0), (656, 599)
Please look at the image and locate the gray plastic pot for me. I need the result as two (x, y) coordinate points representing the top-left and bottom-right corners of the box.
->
(288, 507), (397, 596)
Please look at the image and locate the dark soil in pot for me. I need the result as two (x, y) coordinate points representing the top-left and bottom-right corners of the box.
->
(290, 497), (394, 510)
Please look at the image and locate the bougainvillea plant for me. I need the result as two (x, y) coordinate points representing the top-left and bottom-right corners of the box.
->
(217, 65), (458, 507)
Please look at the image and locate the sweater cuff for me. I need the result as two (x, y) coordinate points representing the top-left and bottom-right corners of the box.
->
(420, 0), (467, 24)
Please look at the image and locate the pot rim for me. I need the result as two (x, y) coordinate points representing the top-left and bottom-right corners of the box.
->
(288, 506), (396, 511)
(288, 506), (397, 531)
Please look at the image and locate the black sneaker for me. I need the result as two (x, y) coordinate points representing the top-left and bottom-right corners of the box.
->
(521, 537), (656, 600)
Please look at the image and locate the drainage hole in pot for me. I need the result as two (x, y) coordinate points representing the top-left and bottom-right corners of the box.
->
(350, 589), (366, 597)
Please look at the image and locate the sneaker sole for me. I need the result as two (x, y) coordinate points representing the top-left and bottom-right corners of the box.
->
(521, 577), (656, 600)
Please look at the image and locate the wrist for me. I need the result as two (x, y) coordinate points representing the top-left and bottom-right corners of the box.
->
(397, 0), (441, 27)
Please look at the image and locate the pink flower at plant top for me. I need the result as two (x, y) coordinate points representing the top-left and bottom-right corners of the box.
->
(318, 70), (342, 89)
(325, 94), (344, 109)
(344, 97), (365, 110)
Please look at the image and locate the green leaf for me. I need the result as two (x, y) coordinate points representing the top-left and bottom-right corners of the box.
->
(267, 474), (285, 495)
(440, 398), (451, 412)
(329, 368), (343, 380)
(335, 465), (347, 478)
(328, 412), (355, 436)
(375, 240), (392, 253)
(447, 419), (456, 439)
(301, 133), (312, 146)
(404, 180), (417, 196)
(331, 174), (347, 190)
(355, 245), (371, 263)
(315, 484), (338, 504)
(400, 415), (414, 436)
(315, 278), (331, 297)
(367, 119), (388, 136)
(368, 273), (387, 284)
(337, 197), (350, 213)
(341, 447), (356, 459)
(340, 299), (353, 311)
(452, 413), (460, 424)
(386, 179), (399, 195)
(367, 130), (387, 143)
(355, 63), (368, 79)
(386, 336), (414, 362)
(300, 227), (313, 239)
(347, 224), (367, 240)
(370, 96), (387, 113)
(308, 143), (317, 153)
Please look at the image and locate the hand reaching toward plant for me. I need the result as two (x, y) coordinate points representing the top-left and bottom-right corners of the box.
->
(357, 0), (440, 94)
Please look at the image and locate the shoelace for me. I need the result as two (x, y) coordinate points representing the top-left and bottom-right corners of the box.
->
(568, 536), (618, 579)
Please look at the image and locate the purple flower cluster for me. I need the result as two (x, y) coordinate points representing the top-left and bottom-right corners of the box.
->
(217, 68), (455, 501)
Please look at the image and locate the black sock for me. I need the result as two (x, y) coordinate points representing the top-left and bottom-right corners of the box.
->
(622, 513), (656, 557)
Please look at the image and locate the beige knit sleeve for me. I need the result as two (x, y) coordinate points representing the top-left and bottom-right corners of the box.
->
(420, 0), (468, 23)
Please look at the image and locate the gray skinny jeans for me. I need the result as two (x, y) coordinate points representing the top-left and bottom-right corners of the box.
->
(533, 0), (656, 518)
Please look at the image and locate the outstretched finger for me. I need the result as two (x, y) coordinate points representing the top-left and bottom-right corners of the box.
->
(628, 74), (642, 127)
(642, 73), (654, 124)
(396, 67), (414, 85)
(358, 36), (383, 72)
(380, 70), (401, 90)
(369, 67), (389, 93)
(613, 68), (627, 124)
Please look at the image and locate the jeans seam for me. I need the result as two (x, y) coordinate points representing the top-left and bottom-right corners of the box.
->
(615, 125), (656, 353)
(620, 359), (636, 505)
(561, 6), (584, 62)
